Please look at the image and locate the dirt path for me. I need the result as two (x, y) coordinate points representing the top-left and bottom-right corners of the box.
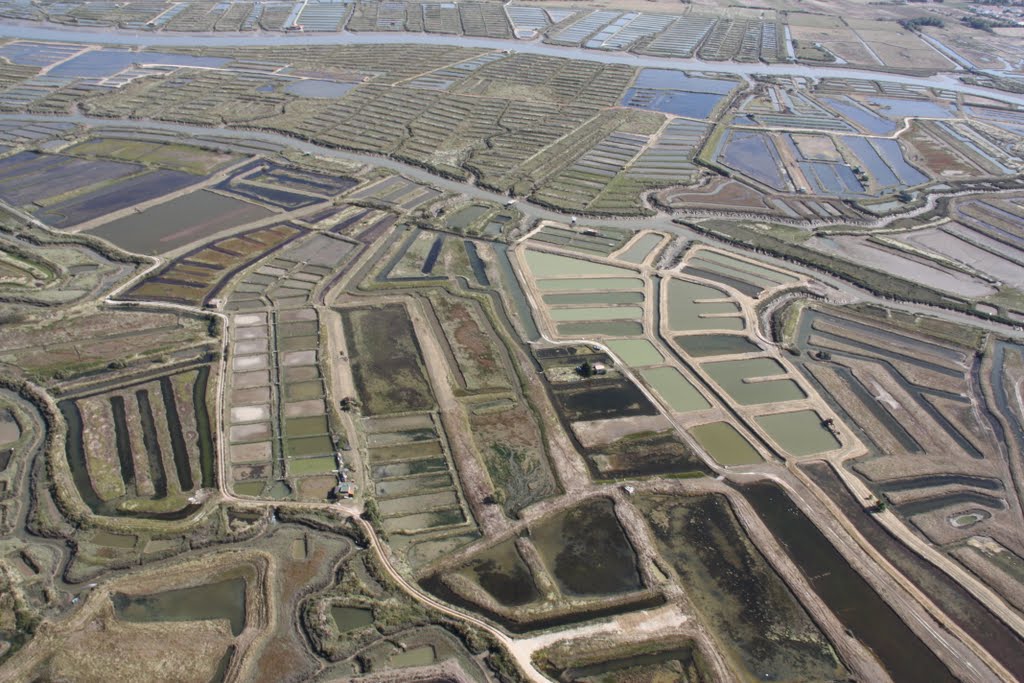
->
(723, 481), (892, 682)
(0, 584), (117, 682)
(0, 549), (276, 683)
(353, 516), (552, 682)
(407, 297), (511, 536)
(358, 510), (733, 683)
(319, 304), (366, 499)
(506, 602), (690, 662)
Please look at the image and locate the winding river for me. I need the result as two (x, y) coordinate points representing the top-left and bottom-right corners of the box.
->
(0, 23), (1022, 342)
(2, 20), (1024, 106)
(4, 110), (1022, 346)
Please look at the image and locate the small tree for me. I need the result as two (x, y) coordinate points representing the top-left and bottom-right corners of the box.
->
(362, 499), (382, 528)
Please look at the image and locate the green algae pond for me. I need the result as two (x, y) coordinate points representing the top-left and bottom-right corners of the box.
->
(287, 455), (337, 475)
(636, 493), (846, 682)
(756, 410), (840, 456)
(383, 508), (465, 534)
(283, 380), (324, 401)
(607, 338), (664, 366)
(331, 605), (374, 633)
(286, 434), (333, 456)
(537, 277), (643, 292)
(703, 357), (806, 405)
(525, 249), (635, 278)
(284, 415), (329, 437)
(665, 279), (744, 332)
(557, 321), (643, 337)
(375, 473), (451, 498)
(617, 233), (663, 264)
(689, 421), (762, 466)
(675, 333), (761, 357)
(233, 481), (265, 496)
(389, 645), (436, 668)
(113, 576), (247, 636)
(549, 305), (644, 322)
(543, 291), (644, 306)
(640, 366), (711, 412)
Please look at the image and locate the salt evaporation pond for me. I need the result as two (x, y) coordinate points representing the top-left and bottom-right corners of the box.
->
(49, 50), (230, 78)
(755, 409), (840, 456)
(284, 79), (356, 98)
(689, 421), (761, 466)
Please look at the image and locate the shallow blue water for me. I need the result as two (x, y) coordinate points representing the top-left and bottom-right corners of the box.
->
(821, 96), (896, 135)
(622, 88), (722, 118)
(872, 138), (928, 185)
(868, 97), (955, 120)
(720, 130), (788, 190)
(283, 79), (356, 98)
(633, 68), (737, 94)
(841, 135), (900, 188)
(49, 50), (230, 77)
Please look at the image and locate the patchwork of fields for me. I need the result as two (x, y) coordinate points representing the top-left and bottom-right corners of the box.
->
(1, 1), (991, 74)
(2, 20), (1024, 683)
(514, 228), (853, 470)
(0, 39), (1018, 220)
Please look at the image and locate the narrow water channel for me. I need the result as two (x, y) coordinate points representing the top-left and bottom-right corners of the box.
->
(109, 394), (138, 497)
(58, 398), (205, 520)
(158, 377), (194, 491)
(795, 310), (985, 459)
(490, 243), (540, 342)
(991, 341), (1024, 455)
(4, 23), (1024, 108)
(738, 481), (957, 683)
(803, 462), (1024, 679)
(133, 390), (168, 497)
(193, 365), (216, 488)
(58, 399), (104, 511)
